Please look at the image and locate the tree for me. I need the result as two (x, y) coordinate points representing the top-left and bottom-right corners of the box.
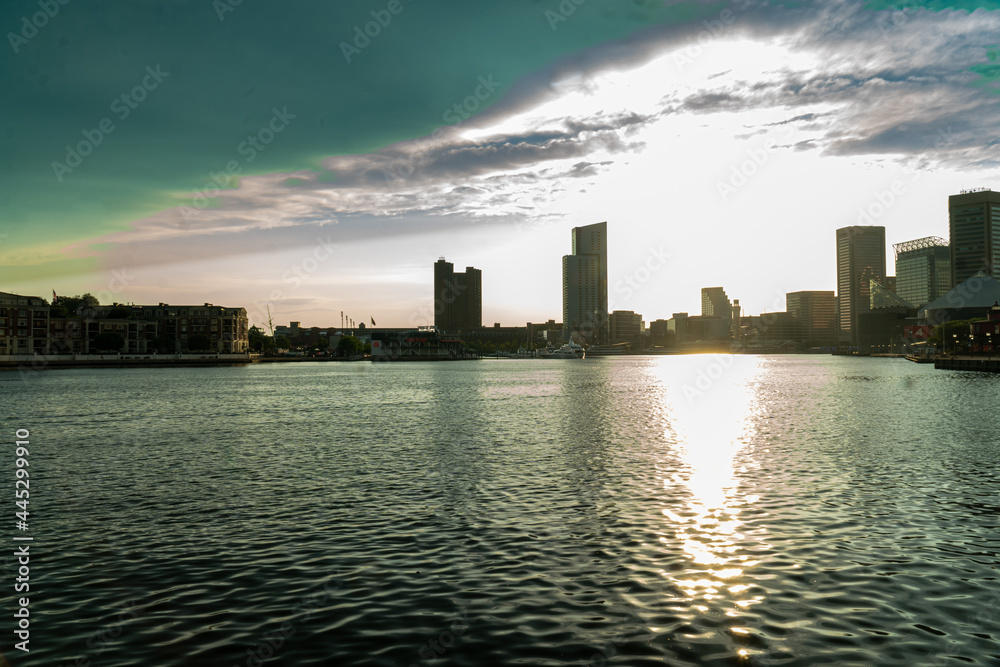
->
(56, 293), (100, 315)
(930, 320), (975, 351)
(188, 334), (213, 352)
(274, 335), (291, 350)
(151, 336), (177, 354)
(316, 337), (330, 351)
(249, 326), (271, 352)
(337, 335), (364, 356)
(92, 332), (124, 352)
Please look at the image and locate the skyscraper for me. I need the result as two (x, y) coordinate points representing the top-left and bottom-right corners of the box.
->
(562, 221), (608, 343)
(836, 226), (886, 345)
(701, 287), (731, 318)
(433, 257), (482, 332)
(701, 287), (733, 339)
(949, 188), (1000, 285)
(893, 236), (951, 308)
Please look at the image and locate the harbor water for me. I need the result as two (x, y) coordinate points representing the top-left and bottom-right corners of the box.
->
(1, 355), (998, 666)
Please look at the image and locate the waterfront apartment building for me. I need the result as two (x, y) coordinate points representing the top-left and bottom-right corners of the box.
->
(0, 291), (50, 355)
(836, 225), (886, 345)
(49, 316), (159, 354)
(81, 303), (249, 353)
(786, 291), (837, 347)
(562, 221), (608, 344)
(894, 237), (951, 308)
(0, 292), (248, 354)
(949, 188), (1000, 284)
(433, 257), (482, 332)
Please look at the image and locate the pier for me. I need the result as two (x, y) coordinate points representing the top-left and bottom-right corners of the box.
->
(933, 356), (1000, 373)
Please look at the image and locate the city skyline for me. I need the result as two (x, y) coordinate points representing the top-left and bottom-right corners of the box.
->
(4, 3), (1000, 328)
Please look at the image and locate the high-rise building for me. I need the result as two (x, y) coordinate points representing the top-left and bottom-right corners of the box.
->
(836, 225), (886, 345)
(562, 221), (608, 343)
(433, 257), (482, 332)
(949, 188), (1000, 285)
(786, 291), (837, 347)
(893, 237), (951, 308)
(701, 287), (731, 318)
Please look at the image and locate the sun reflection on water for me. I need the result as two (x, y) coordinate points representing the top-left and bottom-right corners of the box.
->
(653, 355), (769, 623)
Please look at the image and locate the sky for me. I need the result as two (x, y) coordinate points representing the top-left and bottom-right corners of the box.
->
(3, 0), (1000, 329)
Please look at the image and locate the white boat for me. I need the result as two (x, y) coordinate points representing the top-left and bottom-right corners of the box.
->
(539, 342), (586, 359)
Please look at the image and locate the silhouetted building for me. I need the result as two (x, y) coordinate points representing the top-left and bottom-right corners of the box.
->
(837, 225), (886, 345)
(857, 306), (916, 355)
(562, 221), (608, 344)
(687, 315), (729, 342)
(609, 310), (643, 348)
(786, 291), (837, 347)
(668, 312), (689, 344)
(433, 257), (482, 332)
(894, 236), (951, 308)
(949, 188), (1000, 285)
(87, 303), (249, 353)
(920, 272), (1000, 326)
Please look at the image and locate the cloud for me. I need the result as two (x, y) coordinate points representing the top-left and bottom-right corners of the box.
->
(66, 0), (1000, 277)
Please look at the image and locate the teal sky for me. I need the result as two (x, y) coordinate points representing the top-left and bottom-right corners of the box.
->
(3, 1), (1000, 326)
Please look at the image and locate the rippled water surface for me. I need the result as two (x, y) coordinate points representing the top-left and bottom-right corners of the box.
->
(2, 355), (999, 666)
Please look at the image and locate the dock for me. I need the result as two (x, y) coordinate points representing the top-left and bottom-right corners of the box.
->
(933, 356), (1000, 373)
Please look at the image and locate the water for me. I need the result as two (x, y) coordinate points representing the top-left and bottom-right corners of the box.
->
(1, 355), (999, 666)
